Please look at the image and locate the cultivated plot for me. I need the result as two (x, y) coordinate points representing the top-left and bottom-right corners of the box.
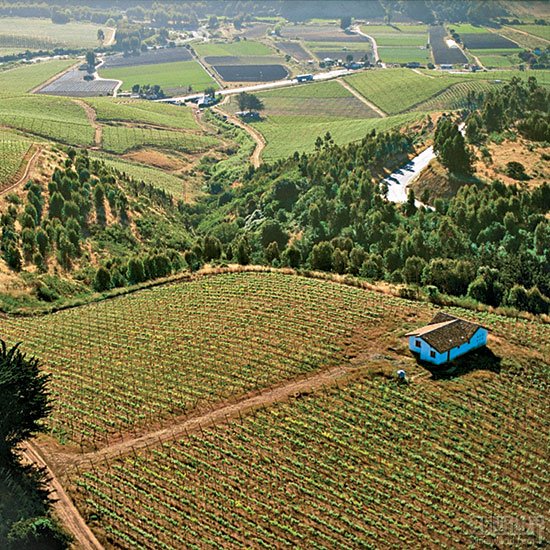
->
(430, 25), (468, 65)
(0, 130), (33, 190)
(281, 23), (369, 43)
(363, 24), (430, 65)
(274, 41), (312, 61)
(37, 68), (119, 97)
(101, 47), (193, 69)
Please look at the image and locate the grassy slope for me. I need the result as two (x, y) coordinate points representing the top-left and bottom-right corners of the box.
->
(86, 98), (199, 130)
(0, 58), (75, 94)
(510, 24), (550, 41)
(5, 270), (541, 547)
(100, 60), (218, 92)
(101, 125), (218, 154)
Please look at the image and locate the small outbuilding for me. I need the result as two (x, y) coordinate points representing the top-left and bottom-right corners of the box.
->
(406, 312), (488, 365)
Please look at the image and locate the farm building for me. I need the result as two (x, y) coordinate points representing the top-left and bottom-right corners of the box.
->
(406, 313), (488, 365)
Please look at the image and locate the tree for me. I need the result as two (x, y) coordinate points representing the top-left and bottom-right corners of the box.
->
(265, 241), (280, 264)
(310, 241), (334, 271)
(97, 29), (105, 42)
(237, 92), (264, 112)
(235, 236), (251, 265)
(340, 16), (352, 29)
(85, 50), (96, 71)
(434, 117), (473, 174)
(127, 257), (145, 284)
(94, 267), (111, 292)
(208, 15), (219, 29)
(0, 341), (51, 458)
(204, 86), (216, 98)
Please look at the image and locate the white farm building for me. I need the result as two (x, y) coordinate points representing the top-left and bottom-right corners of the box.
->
(406, 313), (488, 365)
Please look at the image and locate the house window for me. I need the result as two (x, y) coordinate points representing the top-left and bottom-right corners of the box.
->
(430, 350), (436, 358)
(415, 340), (421, 348)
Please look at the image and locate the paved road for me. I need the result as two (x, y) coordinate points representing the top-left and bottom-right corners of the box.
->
(383, 123), (464, 204)
(157, 68), (354, 103)
(384, 145), (435, 203)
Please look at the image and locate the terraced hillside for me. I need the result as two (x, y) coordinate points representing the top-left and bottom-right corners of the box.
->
(3, 270), (545, 548)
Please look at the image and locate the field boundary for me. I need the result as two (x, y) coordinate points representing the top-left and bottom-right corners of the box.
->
(73, 99), (102, 148)
(0, 143), (42, 196)
(20, 442), (103, 550)
(337, 78), (387, 116)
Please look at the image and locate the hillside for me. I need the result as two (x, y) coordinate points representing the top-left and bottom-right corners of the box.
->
(0, 270), (546, 547)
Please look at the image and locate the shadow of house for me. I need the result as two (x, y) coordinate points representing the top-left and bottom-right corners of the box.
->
(417, 346), (502, 380)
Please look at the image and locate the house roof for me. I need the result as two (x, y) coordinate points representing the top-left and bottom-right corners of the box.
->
(406, 313), (486, 354)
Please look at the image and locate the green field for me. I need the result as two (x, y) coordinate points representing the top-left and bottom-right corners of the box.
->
(86, 98), (199, 130)
(0, 17), (115, 54)
(510, 24), (550, 42)
(415, 80), (503, 111)
(194, 40), (274, 57)
(0, 59), (75, 95)
(0, 94), (94, 145)
(497, 26), (547, 49)
(100, 60), (218, 94)
(101, 125), (218, 154)
(362, 24), (430, 64)
(472, 50), (521, 68)
(344, 69), (460, 115)
(420, 68), (550, 86)
(0, 130), (33, 190)
(447, 23), (489, 34)
(223, 79), (423, 160)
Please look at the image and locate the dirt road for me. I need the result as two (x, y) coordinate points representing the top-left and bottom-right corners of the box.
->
(352, 25), (385, 67)
(214, 106), (266, 167)
(21, 442), (104, 550)
(72, 99), (102, 148)
(0, 144), (42, 196)
(337, 78), (387, 117)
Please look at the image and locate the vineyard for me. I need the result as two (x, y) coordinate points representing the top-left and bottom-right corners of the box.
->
(1, 271), (547, 453)
(0, 132), (33, 190)
(0, 18), (114, 53)
(71, 365), (549, 548)
(343, 69), (461, 115)
(86, 98), (199, 130)
(0, 270), (535, 548)
(414, 80), (503, 111)
(0, 94), (94, 145)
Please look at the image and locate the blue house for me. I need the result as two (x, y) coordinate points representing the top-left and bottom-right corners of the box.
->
(406, 313), (488, 365)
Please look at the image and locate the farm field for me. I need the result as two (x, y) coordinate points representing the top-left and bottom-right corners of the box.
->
(0, 130), (33, 190)
(280, 23), (369, 43)
(219, 80), (422, 160)
(0, 17), (114, 54)
(100, 60), (218, 95)
(0, 94), (94, 145)
(101, 125), (218, 155)
(72, 360), (549, 548)
(361, 25), (429, 65)
(344, 69), (460, 114)
(471, 50), (521, 68)
(496, 26), (548, 49)
(509, 24), (550, 42)
(414, 80), (503, 111)
(422, 68), (550, 86)
(86, 98), (199, 130)
(305, 41), (371, 62)
(0, 58), (75, 95)
(458, 32), (519, 50)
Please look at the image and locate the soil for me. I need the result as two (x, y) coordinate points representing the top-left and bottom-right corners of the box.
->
(123, 148), (189, 171)
(474, 137), (549, 188)
(72, 99), (102, 148)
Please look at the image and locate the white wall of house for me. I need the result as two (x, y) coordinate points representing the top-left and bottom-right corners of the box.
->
(408, 327), (488, 365)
